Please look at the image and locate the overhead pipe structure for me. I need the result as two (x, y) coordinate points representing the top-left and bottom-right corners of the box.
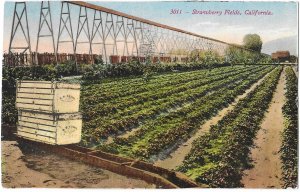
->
(8, 1), (259, 65)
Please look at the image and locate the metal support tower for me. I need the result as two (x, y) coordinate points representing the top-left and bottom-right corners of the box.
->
(57, 1), (77, 68)
(129, 19), (139, 57)
(75, 6), (92, 61)
(133, 20), (144, 59)
(8, 2), (32, 64)
(102, 12), (117, 63)
(36, 1), (56, 65)
(91, 10), (106, 63)
(122, 18), (138, 57)
(115, 16), (126, 56)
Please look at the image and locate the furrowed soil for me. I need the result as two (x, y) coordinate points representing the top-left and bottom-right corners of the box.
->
(241, 68), (286, 188)
(154, 70), (272, 170)
(1, 140), (155, 188)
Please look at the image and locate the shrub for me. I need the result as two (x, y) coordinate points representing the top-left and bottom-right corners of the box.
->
(82, 60), (230, 80)
(56, 60), (78, 76)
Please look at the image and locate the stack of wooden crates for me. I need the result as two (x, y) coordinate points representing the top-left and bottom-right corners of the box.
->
(16, 80), (82, 145)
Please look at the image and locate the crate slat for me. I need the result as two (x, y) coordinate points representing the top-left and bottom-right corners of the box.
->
(17, 93), (54, 100)
(18, 121), (56, 131)
(18, 82), (53, 88)
(18, 130), (56, 144)
(16, 103), (53, 111)
(18, 126), (56, 138)
(18, 110), (56, 120)
(17, 98), (53, 105)
(18, 116), (57, 127)
(17, 87), (54, 94)
(56, 83), (80, 90)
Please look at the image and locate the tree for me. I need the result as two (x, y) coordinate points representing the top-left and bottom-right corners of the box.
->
(243, 34), (263, 53)
(289, 55), (298, 63)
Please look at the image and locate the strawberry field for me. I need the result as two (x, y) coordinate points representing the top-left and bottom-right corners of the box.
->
(177, 67), (282, 187)
(79, 64), (298, 187)
(80, 65), (271, 146)
(3, 63), (295, 188)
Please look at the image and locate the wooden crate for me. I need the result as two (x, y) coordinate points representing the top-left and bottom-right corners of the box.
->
(16, 81), (80, 113)
(17, 110), (82, 145)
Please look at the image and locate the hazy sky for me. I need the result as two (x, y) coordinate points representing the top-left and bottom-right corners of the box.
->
(2, 1), (298, 54)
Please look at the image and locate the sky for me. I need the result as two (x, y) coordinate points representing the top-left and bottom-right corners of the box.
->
(2, 0), (298, 55)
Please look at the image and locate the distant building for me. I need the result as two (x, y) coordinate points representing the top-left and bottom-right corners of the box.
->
(271, 51), (290, 62)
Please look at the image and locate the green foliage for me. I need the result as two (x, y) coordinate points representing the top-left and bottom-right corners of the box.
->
(79, 65), (275, 164)
(82, 60), (144, 80)
(177, 67), (282, 187)
(289, 55), (298, 63)
(225, 46), (263, 65)
(1, 86), (18, 125)
(257, 54), (273, 64)
(225, 47), (245, 64)
(280, 67), (298, 188)
(82, 60), (229, 80)
(81, 62), (108, 80)
(189, 50), (224, 65)
(94, 55), (104, 65)
(56, 60), (78, 76)
(243, 34), (263, 53)
(145, 56), (152, 65)
(80, 66), (249, 145)
(224, 34), (270, 65)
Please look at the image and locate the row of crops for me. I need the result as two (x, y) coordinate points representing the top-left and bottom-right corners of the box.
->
(280, 67), (298, 188)
(103, 66), (275, 158)
(177, 67), (282, 187)
(81, 66), (246, 143)
(80, 65), (274, 153)
(80, 64), (298, 188)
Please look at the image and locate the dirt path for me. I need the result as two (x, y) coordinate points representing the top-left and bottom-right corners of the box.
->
(2, 141), (72, 188)
(154, 71), (272, 170)
(241, 68), (286, 188)
(1, 140), (155, 188)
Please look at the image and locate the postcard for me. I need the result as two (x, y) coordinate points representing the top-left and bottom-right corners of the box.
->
(1, 0), (298, 190)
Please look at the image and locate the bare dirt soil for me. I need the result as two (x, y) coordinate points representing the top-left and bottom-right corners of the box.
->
(241, 69), (286, 188)
(154, 71), (271, 170)
(1, 140), (155, 188)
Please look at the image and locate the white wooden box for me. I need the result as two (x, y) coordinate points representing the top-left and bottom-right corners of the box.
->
(17, 110), (82, 145)
(16, 81), (80, 113)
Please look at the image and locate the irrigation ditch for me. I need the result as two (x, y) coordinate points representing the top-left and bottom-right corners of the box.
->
(16, 137), (207, 188)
